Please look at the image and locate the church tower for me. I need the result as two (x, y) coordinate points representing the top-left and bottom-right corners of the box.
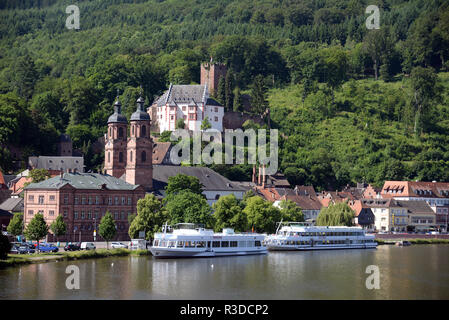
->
(104, 95), (128, 178)
(125, 93), (153, 190)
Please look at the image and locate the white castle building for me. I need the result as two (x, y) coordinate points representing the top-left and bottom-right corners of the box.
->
(151, 84), (224, 133)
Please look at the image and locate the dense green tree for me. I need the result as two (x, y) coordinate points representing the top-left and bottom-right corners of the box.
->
(250, 75), (268, 114)
(232, 86), (242, 112)
(212, 194), (247, 232)
(316, 202), (354, 227)
(176, 118), (185, 129)
(14, 54), (39, 100)
(165, 174), (204, 196)
(7, 213), (23, 237)
(243, 196), (281, 233)
(216, 76), (226, 105)
(278, 200), (304, 222)
(165, 190), (214, 228)
(129, 194), (167, 240)
(224, 69), (234, 111)
(50, 215), (67, 242)
(24, 213), (49, 251)
(99, 211), (116, 249)
(201, 118), (212, 130)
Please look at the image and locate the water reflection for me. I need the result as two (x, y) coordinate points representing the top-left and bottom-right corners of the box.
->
(0, 245), (448, 299)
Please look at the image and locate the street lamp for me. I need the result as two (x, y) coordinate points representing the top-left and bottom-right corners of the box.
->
(93, 217), (97, 242)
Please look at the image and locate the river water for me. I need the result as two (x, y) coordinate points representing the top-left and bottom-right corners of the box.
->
(0, 245), (448, 299)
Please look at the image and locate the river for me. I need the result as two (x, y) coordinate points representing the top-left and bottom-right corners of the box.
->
(0, 245), (448, 299)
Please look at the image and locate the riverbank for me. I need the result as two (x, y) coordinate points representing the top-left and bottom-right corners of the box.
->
(376, 238), (449, 245)
(0, 248), (151, 269)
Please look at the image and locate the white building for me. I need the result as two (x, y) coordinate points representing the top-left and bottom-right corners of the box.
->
(152, 84), (224, 133)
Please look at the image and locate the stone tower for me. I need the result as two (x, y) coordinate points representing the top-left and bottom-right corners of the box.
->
(200, 61), (227, 95)
(125, 94), (153, 190)
(104, 96), (128, 178)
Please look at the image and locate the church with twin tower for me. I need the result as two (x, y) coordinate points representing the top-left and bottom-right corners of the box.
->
(104, 92), (153, 190)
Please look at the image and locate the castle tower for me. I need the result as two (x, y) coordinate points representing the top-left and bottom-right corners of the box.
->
(125, 93), (153, 190)
(104, 95), (128, 178)
(200, 61), (227, 95)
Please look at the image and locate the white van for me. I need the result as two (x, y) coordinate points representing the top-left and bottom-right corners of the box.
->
(80, 242), (96, 250)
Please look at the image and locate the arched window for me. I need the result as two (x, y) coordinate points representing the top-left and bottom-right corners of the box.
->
(132, 125), (135, 136)
(119, 152), (123, 163)
(108, 152), (110, 163)
(118, 127), (124, 138)
(141, 125), (146, 137)
(109, 127), (112, 137)
(141, 151), (146, 163)
(130, 151), (133, 162)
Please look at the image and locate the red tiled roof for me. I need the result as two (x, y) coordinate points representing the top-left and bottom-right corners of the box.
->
(0, 171), (5, 185)
(381, 181), (449, 198)
(152, 142), (171, 165)
(283, 194), (323, 210)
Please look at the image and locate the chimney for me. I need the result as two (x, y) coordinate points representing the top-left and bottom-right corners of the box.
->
(262, 165), (266, 189)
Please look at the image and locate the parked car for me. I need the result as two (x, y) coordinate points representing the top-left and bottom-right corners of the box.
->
(9, 245), (20, 255)
(38, 244), (59, 253)
(111, 242), (128, 249)
(64, 243), (81, 251)
(18, 244), (35, 254)
(80, 242), (96, 250)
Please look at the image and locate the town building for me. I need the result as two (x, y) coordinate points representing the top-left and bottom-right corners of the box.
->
(0, 197), (24, 214)
(200, 62), (227, 95)
(56, 134), (73, 156)
(23, 172), (146, 242)
(0, 171), (12, 204)
(151, 84), (224, 133)
(28, 156), (84, 173)
(274, 193), (323, 223)
(381, 181), (449, 206)
(152, 165), (246, 206)
(349, 200), (375, 230)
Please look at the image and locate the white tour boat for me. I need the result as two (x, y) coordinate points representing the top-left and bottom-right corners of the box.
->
(264, 222), (377, 251)
(150, 223), (268, 258)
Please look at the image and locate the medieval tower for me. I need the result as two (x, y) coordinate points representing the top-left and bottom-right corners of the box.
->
(200, 61), (227, 95)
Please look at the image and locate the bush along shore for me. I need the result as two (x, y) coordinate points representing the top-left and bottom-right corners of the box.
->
(0, 248), (151, 269)
(375, 238), (449, 245)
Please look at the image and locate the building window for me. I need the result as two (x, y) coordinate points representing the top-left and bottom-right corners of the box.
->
(121, 212), (125, 220)
(64, 194), (69, 204)
(130, 151), (133, 162)
(142, 151), (146, 163)
(108, 197), (112, 205)
(108, 152), (111, 163)
(119, 127), (124, 138)
(119, 152), (123, 163)
(49, 210), (55, 216)
(215, 107), (218, 112)
(28, 210), (34, 216)
(189, 114), (195, 120)
(95, 196), (100, 205)
(63, 210), (68, 218)
(95, 211), (99, 219)
(49, 195), (55, 201)
(81, 211), (85, 219)
(88, 196), (93, 205)
(75, 196), (79, 205)
(38, 195), (44, 204)
(142, 125), (146, 137)
(114, 212), (119, 220)
(170, 115), (174, 120)
(214, 116), (218, 122)
(115, 196), (119, 205)
(182, 106), (186, 111)
(122, 197), (126, 205)
(88, 211), (92, 219)
(128, 197), (132, 205)
(82, 196), (86, 205)
(28, 195), (34, 202)
(74, 212), (78, 219)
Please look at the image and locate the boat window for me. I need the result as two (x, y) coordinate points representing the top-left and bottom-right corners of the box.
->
(185, 241), (195, 248)
(212, 241), (220, 247)
(196, 241), (206, 248)
(153, 240), (159, 246)
(168, 241), (175, 247)
(255, 241), (261, 247)
(177, 241), (184, 248)
(246, 241), (254, 247)
(238, 241), (245, 247)
(230, 241), (238, 247)
(221, 241), (229, 247)
(160, 241), (167, 247)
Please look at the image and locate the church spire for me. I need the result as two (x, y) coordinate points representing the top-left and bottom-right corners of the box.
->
(108, 89), (127, 124)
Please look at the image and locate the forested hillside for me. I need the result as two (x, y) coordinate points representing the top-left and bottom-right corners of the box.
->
(0, 0), (448, 189)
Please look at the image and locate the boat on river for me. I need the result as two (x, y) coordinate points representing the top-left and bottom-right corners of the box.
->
(264, 222), (377, 251)
(150, 223), (268, 258)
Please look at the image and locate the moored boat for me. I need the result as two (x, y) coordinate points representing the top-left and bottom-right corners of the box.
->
(264, 222), (377, 251)
(150, 223), (268, 258)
